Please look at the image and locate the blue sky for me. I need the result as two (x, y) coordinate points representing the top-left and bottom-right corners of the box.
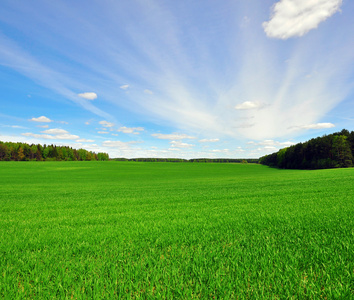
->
(1, 0), (353, 159)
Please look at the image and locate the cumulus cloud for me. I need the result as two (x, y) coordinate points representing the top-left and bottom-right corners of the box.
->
(22, 132), (53, 139)
(199, 138), (220, 143)
(29, 116), (52, 123)
(152, 133), (195, 140)
(212, 149), (229, 153)
(102, 140), (138, 149)
(264, 146), (277, 151)
(170, 141), (194, 148)
(76, 138), (95, 142)
(78, 92), (97, 100)
(117, 126), (144, 134)
(22, 132), (79, 140)
(255, 140), (295, 147)
(263, 0), (343, 39)
(120, 84), (129, 90)
(235, 101), (266, 110)
(99, 120), (115, 128)
(55, 133), (80, 140)
(41, 128), (68, 135)
(98, 131), (109, 134)
(300, 122), (335, 129)
(37, 125), (49, 128)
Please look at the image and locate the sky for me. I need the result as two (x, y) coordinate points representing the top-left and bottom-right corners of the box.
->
(1, 0), (353, 159)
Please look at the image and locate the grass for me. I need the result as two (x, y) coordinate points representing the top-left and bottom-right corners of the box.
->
(0, 161), (353, 299)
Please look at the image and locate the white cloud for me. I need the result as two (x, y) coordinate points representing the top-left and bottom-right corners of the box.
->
(22, 132), (79, 140)
(2, 125), (28, 129)
(170, 141), (194, 148)
(300, 122), (335, 129)
(256, 140), (295, 147)
(102, 140), (138, 149)
(117, 126), (144, 134)
(235, 101), (266, 110)
(212, 149), (230, 153)
(99, 120), (115, 128)
(199, 138), (220, 143)
(263, 0), (343, 39)
(76, 138), (95, 142)
(41, 128), (68, 135)
(56, 133), (80, 140)
(78, 92), (97, 100)
(22, 133), (54, 139)
(29, 116), (52, 123)
(1, 1), (351, 147)
(264, 146), (277, 151)
(152, 133), (195, 140)
(120, 84), (129, 90)
(98, 131), (109, 134)
(37, 125), (49, 128)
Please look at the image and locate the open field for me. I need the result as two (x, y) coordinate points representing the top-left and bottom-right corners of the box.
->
(0, 161), (353, 299)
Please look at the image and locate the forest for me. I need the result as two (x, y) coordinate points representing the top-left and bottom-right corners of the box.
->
(0, 141), (109, 161)
(259, 129), (354, 169)
(112, 158), (259, 163)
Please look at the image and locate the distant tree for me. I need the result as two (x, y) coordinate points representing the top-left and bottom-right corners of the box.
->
(17, 147), (25, 161)
(332, 135), (353, 167)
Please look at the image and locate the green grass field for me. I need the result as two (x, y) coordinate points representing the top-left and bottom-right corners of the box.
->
(0, 162), (353, 299)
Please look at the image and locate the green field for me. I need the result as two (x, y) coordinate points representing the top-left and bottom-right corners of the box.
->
(0, 162), (353, 299)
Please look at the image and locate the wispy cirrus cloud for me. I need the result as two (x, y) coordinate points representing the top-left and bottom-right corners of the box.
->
(0, 33), (111, 120)
(1, 1), (353, 148)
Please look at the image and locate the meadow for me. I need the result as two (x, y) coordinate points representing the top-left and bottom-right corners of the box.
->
(0, 161), (353, 299)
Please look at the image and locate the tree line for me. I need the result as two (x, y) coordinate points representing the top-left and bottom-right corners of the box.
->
(112, 158), (259, 163)
(0, 141), (109, 161)
(259, 129), (354, 169)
